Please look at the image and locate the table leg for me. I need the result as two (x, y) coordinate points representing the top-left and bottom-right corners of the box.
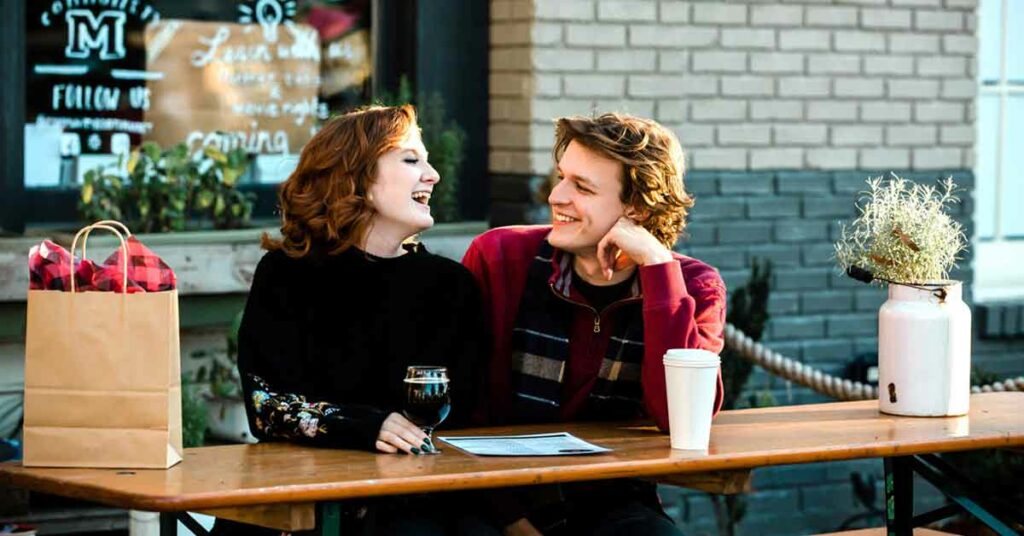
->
(883, 456), (913, 536)
(911, 453), (1021, 536)
(158, 512), (211, 536)
(159, 513), (177, 536)
(317, 502), (342, 536)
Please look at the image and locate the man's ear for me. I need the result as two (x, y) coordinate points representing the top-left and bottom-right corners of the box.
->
(624, 206), (651, 223)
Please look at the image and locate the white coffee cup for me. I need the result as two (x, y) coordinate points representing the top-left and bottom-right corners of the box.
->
(663, 348), (720, 450)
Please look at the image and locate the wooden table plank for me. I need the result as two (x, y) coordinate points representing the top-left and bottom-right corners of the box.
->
(196, 503), (316, 532)
(1, 392), (1021, 513)
(647, 469), (752, 495)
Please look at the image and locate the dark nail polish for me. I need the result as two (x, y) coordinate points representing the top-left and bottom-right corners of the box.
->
(424, 436), (433, 445)
(421, 442), (430, 452)
(411, 447), (420, 455)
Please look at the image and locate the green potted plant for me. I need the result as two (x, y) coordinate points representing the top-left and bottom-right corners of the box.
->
(79, 141), (255, 232)
(834, 175), (969, 417)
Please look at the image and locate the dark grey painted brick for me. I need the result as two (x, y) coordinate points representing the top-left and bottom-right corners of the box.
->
(955, 221), (975, 242)
(774, 267), (831, 290)
(828, 314), (878, 336)
(833, 171), (874, 194)
(949, 169), (975, 188)
(775, 219), (830, 242)
(770, 316), (827, 339)
(853, 337), (879, 355)
(829, 220), (846, 241)
(685, 245), (747, 269)
(803, 196), (855, 218)
(971, 351), (1024, 376)
(829, 271), (864, 289)
(979, 305), (1003, 339)
(807, 360), (849, 377)
(689, 197), (746, 221)
(752, 462), (831, 488)
(824, 458), (882, 481)
(748, 196), (801, 219)
(748, 244), (802, 267)
(685, 170), (718, 195)
(798, 482), (859, 512)
(756, 340), (803, 361)
(900, 171), (933, 182)
(681, 225), (715, 245)
(768, 386), (835, 405)
(719, 268), (752, 291)
(952, 270), (974, 290)
(768, 291), (800, 315)
(854, 288), (887, 311)
(677, 493), (716, 523)
(719, 172), (775, 194)
(741, 488), (801, 517)
(801, 243), (836, 266)
(718, 221), (774, 244)
(912, 476), (949, 513)
(1004, 305), (1022, 336)
(957, 194), (973, 216)
(801, 290), (854, 313)
(776, 171), (832, 195)
(802, 339), (855, 362)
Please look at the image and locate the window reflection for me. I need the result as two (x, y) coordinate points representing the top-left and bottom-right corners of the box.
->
(24, 0), (373, 188)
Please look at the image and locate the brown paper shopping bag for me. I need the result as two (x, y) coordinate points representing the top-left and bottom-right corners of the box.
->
(23, 222), (183, 468)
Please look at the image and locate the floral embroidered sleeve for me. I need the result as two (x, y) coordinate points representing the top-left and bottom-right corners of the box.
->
(243, 373), (389, 450)
(237, 254), (390, 452)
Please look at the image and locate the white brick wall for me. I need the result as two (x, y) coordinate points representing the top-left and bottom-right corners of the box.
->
(489, 0), (976, 174)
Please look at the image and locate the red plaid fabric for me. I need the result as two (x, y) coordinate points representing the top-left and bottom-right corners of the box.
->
(28, 237), (176, 293)
(102, 237), (176, 292)
(28, 240), (97, 292)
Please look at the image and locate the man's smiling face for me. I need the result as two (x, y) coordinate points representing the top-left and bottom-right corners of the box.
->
(547, 140), (626, 256)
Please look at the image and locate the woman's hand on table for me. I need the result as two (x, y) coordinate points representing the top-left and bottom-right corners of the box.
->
(375, 412), (432, 455)
(503, 518), (543, 536)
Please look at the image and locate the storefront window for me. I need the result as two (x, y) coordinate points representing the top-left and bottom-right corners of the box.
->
(24, 0), (373, 189)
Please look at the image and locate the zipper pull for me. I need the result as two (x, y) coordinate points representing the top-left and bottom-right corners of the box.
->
(593, 315), (601, 333)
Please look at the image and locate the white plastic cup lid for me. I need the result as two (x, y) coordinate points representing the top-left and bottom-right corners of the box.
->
(663, 348), (720, 367)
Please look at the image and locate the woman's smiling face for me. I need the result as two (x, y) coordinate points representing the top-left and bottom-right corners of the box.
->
(367, 126), (440, 240)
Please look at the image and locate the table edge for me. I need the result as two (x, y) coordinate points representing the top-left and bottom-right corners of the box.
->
(3, 435), (1022, 512)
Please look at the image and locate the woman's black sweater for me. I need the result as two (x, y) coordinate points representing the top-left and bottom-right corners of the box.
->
(237, 243), (486, 450)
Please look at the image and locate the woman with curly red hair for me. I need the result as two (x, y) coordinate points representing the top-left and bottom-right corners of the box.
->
(221, 105), (485, 535)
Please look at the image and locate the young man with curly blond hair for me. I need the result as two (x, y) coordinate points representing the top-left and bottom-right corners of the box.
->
(463, 113), (727, 535)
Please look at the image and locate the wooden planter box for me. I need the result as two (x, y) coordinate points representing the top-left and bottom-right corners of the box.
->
(0, 221), (487, 303)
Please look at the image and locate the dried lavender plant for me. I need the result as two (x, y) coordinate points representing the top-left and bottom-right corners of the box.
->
(834, 175), (967, 284)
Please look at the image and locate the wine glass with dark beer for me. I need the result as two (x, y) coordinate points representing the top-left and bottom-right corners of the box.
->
(403, 366), (451, 453)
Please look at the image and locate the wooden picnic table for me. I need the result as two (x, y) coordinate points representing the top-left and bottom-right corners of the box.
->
(1, 392), (1022, 535)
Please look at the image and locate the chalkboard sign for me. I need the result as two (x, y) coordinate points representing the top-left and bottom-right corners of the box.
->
(144, 20), (325, 155)
(24, 0), (373, 187)
(26, 0), (163, 154)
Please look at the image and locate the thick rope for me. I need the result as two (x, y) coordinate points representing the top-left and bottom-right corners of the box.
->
(724, 323), (1024, 401)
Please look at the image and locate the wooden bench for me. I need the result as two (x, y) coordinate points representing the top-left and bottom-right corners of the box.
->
(816, 528), (958, 535)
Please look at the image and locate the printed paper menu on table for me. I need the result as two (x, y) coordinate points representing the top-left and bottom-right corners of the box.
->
(438, 432), (611, 456)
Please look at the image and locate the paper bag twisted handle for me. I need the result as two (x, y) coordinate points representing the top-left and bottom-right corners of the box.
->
(80, 220), (132, 263)
(69, 222), (130, 294)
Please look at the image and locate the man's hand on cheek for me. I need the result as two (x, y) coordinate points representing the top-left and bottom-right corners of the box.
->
(596, 217), (673, 280)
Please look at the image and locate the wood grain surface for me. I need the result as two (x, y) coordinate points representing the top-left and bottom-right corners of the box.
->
(1, 393), (1021, 513)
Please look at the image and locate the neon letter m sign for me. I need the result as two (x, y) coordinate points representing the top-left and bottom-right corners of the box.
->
(65, 10), (126, 60)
